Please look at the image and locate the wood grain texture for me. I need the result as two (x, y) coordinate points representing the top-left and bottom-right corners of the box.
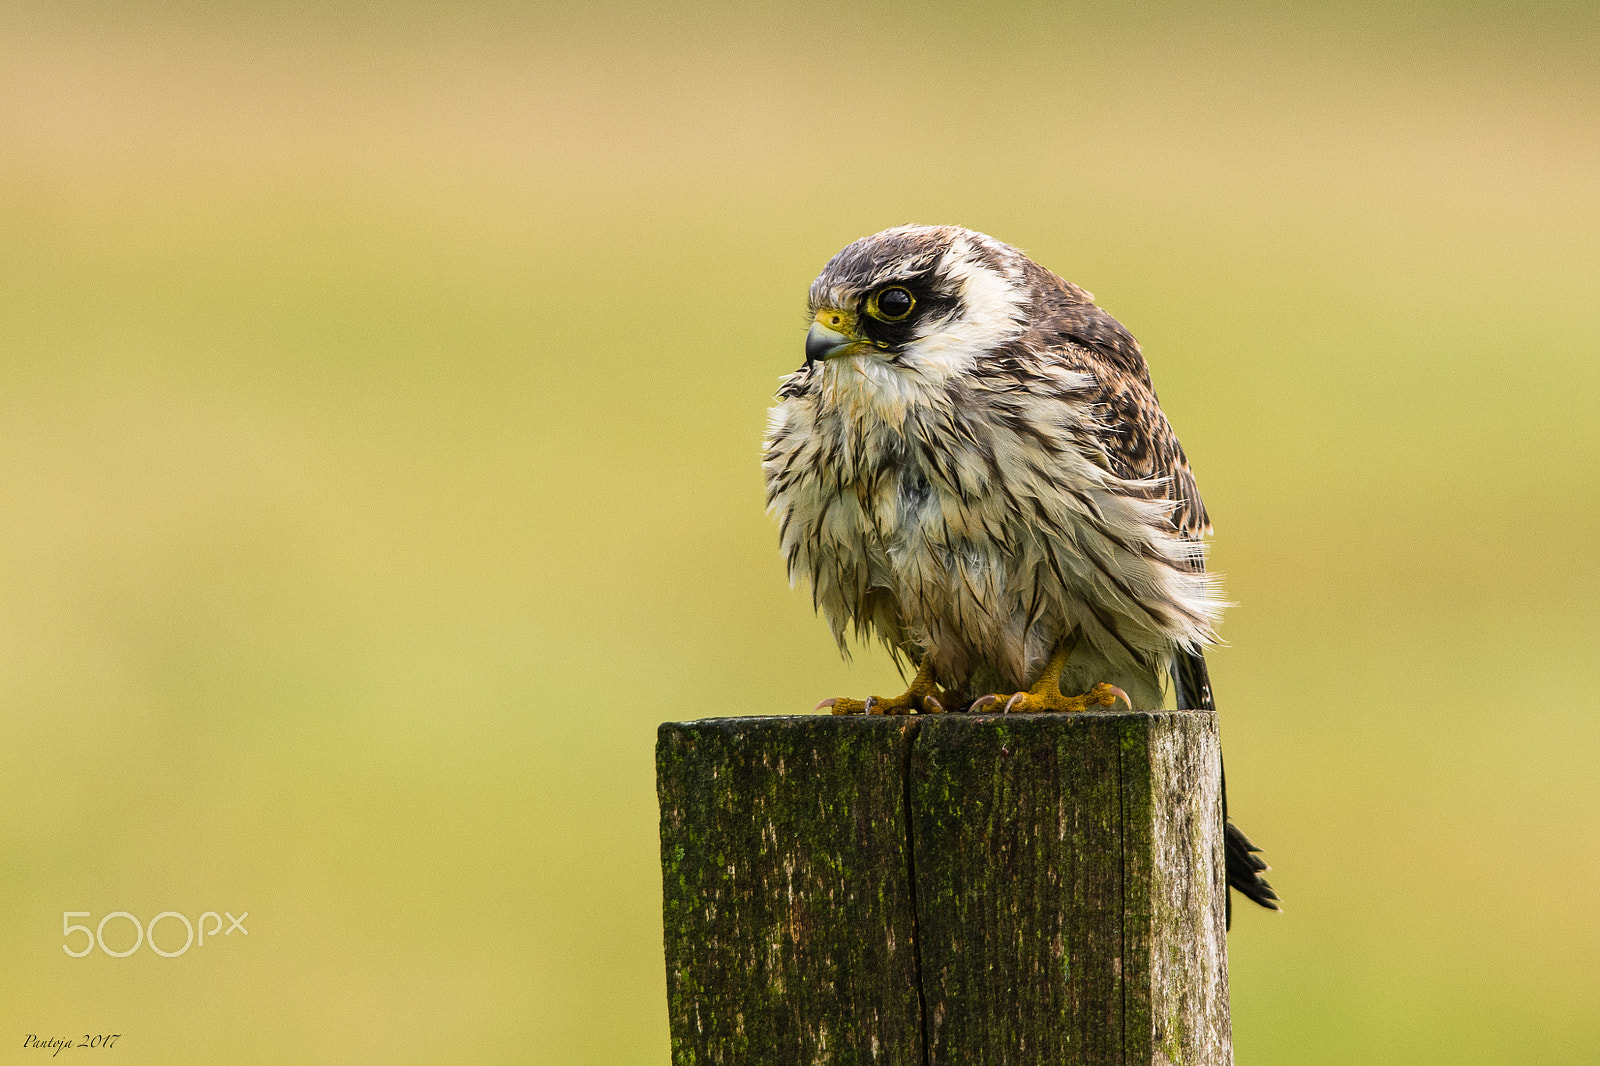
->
(657, 715), (924, 1065)
(657, 711), (1231, 1066)
(1133, 713), (1231, 1064)
(912, 713), (1126, 1063)
(915, 711), (1231, 1066)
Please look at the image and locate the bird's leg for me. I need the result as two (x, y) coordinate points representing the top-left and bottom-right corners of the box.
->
(969, 641), (1132, 714)
(816, 659), (947, 716)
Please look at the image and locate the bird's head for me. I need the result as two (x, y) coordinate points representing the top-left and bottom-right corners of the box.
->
(804, 225), (1036, 387)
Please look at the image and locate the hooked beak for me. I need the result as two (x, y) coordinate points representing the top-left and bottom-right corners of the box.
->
(805, 320), (854, 363)
(805, 308), (865, 363)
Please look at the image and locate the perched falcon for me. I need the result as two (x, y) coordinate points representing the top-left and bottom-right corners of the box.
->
(763, 224), (1279, 920)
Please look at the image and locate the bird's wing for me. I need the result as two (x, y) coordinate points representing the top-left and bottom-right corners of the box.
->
(1021, 278), (1212, 547)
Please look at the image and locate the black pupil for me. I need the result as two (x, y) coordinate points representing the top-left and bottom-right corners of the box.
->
(879, 288), (912, 318)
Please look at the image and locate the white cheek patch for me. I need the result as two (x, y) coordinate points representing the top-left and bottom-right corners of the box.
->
(901, 243), (1026, 383)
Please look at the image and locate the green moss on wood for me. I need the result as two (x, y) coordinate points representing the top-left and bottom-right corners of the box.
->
(657, 711), (1231, 1065)
(657, 716), (923, 1065)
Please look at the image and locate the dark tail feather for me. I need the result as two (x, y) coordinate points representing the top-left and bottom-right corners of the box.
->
(1173, 647), (1280, 928)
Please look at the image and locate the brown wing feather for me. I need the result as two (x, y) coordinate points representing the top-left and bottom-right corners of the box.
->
(1020, 271), (1212, 547)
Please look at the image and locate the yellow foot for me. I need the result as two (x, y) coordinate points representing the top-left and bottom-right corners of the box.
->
(814, 662), (946, 716)
(967, 638), (1131, 714)
(969, 681), (1131, 714)
(815, 692), (947, 716)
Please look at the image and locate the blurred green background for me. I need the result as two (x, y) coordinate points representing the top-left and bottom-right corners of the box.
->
(2, 1), (1597, 1062)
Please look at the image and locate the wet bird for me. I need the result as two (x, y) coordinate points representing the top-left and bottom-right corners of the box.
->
(762, 224), (1278, 921)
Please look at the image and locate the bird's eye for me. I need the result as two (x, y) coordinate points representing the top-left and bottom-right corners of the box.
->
(872, 286), (915, 322)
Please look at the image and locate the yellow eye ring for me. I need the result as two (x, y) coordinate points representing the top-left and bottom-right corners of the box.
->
(869, 286), (915, 322)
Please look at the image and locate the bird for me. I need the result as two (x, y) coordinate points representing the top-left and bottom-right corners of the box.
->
(762, 224), (1279, 921)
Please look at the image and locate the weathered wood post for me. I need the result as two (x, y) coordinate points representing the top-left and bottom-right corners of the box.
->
(657, 710), (1231, 1065)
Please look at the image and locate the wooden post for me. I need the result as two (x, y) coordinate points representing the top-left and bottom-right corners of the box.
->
(657, 711), (1231, 1066)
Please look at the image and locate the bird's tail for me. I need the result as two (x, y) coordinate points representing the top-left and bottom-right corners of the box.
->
(1173, 647), (1281, 928)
